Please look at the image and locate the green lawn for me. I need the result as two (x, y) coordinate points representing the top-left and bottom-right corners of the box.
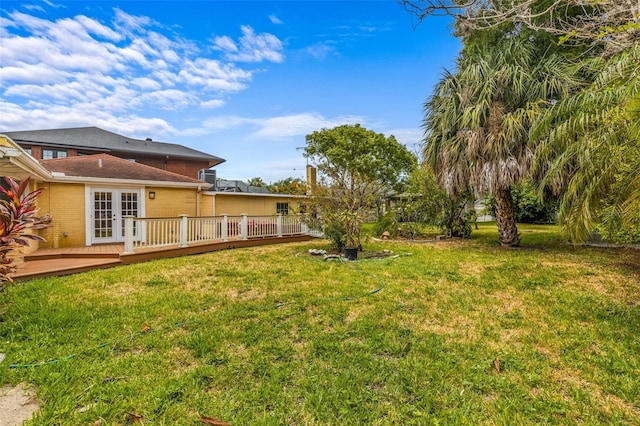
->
(1, 224), (639, 425)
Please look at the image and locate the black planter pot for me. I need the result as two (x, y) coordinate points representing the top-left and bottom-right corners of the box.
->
(343, 247), (358, 261)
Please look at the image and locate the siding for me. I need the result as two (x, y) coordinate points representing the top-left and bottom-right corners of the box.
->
(212, 194), (303, 216)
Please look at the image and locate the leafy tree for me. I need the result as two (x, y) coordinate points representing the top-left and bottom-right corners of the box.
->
(304, 124), (417, 249)
(268, 177), (307, 195)
(1, 176), (48, 287)
(424, 33), (576, 246)
(378, 166), (474, 238)
(534, 46), (640, 242)
(401, 0), (637, 55)
(247, 177), (266, 187)
(405, 0), (639, 243)
(483, 180), (558, 224)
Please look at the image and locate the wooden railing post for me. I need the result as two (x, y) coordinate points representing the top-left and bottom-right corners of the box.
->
(180, 214), (188, 247)
(277, 214), (283, 237)
(300, 215), (308, 234)
(124, 216), (134, 254)
(222, 215), (228, 242)
(241, 214), (248, 240)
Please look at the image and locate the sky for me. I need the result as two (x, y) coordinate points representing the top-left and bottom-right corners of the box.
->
(0, 0), (461, 183)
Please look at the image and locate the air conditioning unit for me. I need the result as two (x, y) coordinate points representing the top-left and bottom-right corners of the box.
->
(198, 169), (217, 190)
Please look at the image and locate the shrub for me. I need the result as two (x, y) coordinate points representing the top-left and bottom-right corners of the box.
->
(484, 181), (558, 224)
(0, 176), (48, 287)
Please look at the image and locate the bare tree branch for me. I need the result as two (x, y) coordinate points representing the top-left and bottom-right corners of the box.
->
(400, 0), (640, 54)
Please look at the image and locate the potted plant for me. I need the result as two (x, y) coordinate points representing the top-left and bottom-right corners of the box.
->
(341, 210), (360, 260)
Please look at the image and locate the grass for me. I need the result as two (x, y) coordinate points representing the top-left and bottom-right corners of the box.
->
(1, 223), (639, 425)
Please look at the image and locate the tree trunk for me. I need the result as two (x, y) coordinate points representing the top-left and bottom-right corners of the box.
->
(494, 187), (520, 247)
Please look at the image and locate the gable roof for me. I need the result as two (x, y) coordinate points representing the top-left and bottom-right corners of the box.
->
(40, 153), (206, 185)
(3, 127), (225, 167)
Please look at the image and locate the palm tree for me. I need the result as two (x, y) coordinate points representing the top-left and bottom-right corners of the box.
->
(534, 45), (640, 242)
(424, 35), (577, 246)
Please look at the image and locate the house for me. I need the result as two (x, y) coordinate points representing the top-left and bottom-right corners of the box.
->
(0, 130), (307, 252)
(3, 127), (224, 179)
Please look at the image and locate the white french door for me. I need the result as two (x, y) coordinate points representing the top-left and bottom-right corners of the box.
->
(90, 188), (141, 244)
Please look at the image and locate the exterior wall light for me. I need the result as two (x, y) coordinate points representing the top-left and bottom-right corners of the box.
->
(149, 191), (156, 199)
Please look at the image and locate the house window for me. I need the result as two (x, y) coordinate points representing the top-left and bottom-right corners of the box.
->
(276, 202), (289, 215)
(42, 149), (67, 159)
(23, 147), (32, 156)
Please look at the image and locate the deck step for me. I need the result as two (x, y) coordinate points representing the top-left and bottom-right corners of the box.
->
(14, 258), (123, 281)
(24, 252), (121, 261)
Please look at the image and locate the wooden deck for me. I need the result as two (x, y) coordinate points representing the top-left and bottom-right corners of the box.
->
(13, 235), (314, 281)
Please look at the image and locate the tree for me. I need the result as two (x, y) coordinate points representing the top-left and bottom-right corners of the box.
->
(1, 176), (49, 287)
(534, 45), (640, 242)
(401, 0), (639, 55)
(247, 177), (266, 187)
(483, 180), (559, 224)
(424, 34), (577, 246)
(380, 166), (474, 237)
(405, 0), (639, 243)
(268, 177), (307, 195)
(304, 124), (417, 249)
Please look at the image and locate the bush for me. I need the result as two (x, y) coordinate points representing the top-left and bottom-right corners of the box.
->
(0, 176), (48, 287)
(597, 201), (640, 244)
(484, 181), (558, 224)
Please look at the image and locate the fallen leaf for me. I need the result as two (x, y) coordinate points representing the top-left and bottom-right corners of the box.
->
(200, 415), (230, 425)
(128, 412), (145, 424)
(140, 323), (151, 333)
(494, 357), (501, 373)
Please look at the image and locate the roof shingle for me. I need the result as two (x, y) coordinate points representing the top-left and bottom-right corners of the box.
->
(41, 153), (205, 183)
(3, 126), (224, 166)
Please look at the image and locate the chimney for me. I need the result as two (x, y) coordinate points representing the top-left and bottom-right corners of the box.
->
(306, 165), (316, 196)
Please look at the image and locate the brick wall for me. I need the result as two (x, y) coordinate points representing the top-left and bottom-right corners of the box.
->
(36, 182), (86, 248)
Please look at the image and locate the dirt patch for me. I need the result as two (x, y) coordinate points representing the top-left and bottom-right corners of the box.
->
(0, 383), (41, 426)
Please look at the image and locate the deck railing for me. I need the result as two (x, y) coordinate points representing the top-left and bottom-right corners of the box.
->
(123, 214), (312, 254)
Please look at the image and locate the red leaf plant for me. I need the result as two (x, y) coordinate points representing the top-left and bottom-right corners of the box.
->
(0, 176), (49, 286)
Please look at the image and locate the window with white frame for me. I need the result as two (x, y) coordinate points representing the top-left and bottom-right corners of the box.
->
(276, 202), (289, 215)
(42, 149), (67, 159)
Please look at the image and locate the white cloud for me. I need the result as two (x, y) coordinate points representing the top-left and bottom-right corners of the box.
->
(23, 4), (46, 13)
(0, 100), (176, 136)
(212, 35), (238, 52)
(193, 112), (365, 140)
(113, 8), (154, 34)
(269, 14), (283, 25)
(200, 99), (225, 109)
(131, 77), (162, 91)
(251, 113), (363, 139)
(304, 41), (338, 60)
(215, 25), (284, 63)
(0, 8), (284, 135)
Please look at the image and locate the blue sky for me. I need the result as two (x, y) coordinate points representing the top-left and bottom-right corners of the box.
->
(0, 0), (460, 183)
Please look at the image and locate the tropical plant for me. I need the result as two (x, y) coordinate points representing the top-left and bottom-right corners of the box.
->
(483, 180), (558, 224)
(0, 176), (48, 286)
(247, 177), (266, 187)
(534, 45), (640, 242)
(401, 0), (638, 55)
(424, 33), (577, 246)
(381, 166), (474, 238)
(304, 124), (417, 249)
(268, 177), (307, 195)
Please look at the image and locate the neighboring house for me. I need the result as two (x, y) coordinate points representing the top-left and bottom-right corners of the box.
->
(3, 127), (224, 180)
(0, 134), (306, 252)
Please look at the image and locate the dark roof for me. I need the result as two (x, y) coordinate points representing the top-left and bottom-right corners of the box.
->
(4, 126), (225, 166)
(40, 153), (205, 184)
